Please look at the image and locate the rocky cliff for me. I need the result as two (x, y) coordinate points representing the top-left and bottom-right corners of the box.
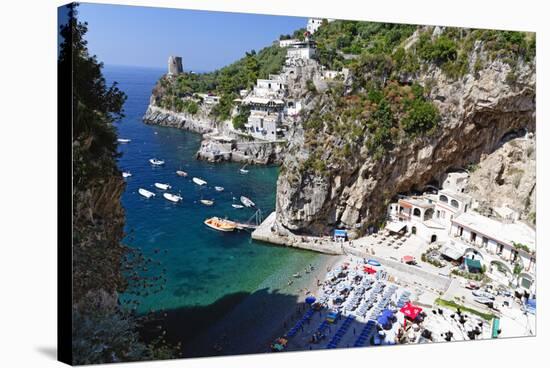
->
(276, 43), (535, 237)
(466, 135), (536, 224)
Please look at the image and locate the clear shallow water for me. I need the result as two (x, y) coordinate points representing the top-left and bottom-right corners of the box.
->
(103, 65), (323, 315)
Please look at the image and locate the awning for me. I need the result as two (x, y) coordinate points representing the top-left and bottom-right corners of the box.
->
(402, 255), (415, 263)
(334, 229), (347, 238)
(385, 221), (407, 233)
(465, 258), (482, 271)
(364, 266), (377, 274)
(440, 244), (464, 260)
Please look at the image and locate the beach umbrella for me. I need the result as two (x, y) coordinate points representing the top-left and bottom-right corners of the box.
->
(400, 302), (423, 321)
(367, 259), (381, 267)
(305, 296), (316, 304)
(349, 270), (358, 278)
(364, 266), (377, 274)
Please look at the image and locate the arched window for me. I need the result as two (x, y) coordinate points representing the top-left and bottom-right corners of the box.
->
(413, 208), (421, 217)
(431, 234), (437, 243)
(451, 199), (459, 208)
(439, 195), (448, 203)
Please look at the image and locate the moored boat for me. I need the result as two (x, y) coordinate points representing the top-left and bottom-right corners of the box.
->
(176, 170), (188, 177)
(214, 186), (224, 192)
(192, 177), (207, 186)
(200, 199), (214, 206)
(149, 158), (165, 166)
(232, 204), (244, 209)
(163, 193), (182, 203)
(154, 182), (171, 190)
(138, 188), (155, 198)
(204, 217), (236, 232)
(240, 196), (255, 207)
(239, 164), (249, 174)
(117, 138), (131, 143)
(122, 171), (132, 178)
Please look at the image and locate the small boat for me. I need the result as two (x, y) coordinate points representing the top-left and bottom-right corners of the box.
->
(176, 170), (188, 177)
(192, 177), (207, 186)
(239, 164), (249, 174)
(367, 259), (381, 267)
(293, 273), (301, 278)
(163, 193), (182, 203)
(117, 138), (131, 143)
(232, 204), (244, 209)
(138, 188), (155, 198)
(214, 186), (224, 192)
(204, 217), (236, 232)
(240, 196), (255, 208)
(154, 183), (171, 190)
(149, 158), (165, 166)
(200, 199), (214, 206)
(122, 171), (132, 178)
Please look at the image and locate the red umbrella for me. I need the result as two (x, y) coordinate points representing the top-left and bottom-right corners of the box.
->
(363, 266), (377, 274)
(400, 302), (423, 321)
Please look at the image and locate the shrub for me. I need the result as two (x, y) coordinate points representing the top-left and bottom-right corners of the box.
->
(401, 99), (440, 136)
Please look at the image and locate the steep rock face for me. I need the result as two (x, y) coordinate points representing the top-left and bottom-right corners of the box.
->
(143, 105), (217, 134)
(276, 59), (535, 236)
(466, 136), (536, 223)
(73, 172), (127, 310)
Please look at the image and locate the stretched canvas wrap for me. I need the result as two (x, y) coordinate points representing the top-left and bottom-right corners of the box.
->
(58, 1), (537, 365)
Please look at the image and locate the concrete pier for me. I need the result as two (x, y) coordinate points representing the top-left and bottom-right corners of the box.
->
(251, 212), (343, 255)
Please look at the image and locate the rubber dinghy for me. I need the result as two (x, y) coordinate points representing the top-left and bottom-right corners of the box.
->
(122, 171), (132, 178)
(138, 188), (155, 198)
(200, 199), (214, 206)
(192, 177), (207, 186)
(154, 182), (171, 190)
(163, 193), (182, 203)
(176, 170), (188, 177)
(240, 196), (255, 208)
(149, 158), (165, 166)
(214, 186), (224, 192)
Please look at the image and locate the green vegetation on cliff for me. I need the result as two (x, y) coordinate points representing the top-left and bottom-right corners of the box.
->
(156, 44), (287, 120)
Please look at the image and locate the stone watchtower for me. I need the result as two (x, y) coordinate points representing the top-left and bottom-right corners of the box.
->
(167, 56), (183, 76)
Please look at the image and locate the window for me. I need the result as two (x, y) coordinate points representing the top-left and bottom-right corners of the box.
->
(439, 195), (448, 203)
(482, 237), (488, 247)
(470, 232), (477, 243)
(451, 199), (459, 208)
(458, 226), (463, 237)
(413, 208), (421, 217)
(511, 249), (519, 263)
(497, 243), (504, 255)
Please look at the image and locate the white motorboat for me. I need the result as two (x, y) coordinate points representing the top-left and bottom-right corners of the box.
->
(163, 193), (182, 203)
(138, 188), (155, 198)
(154, 183), (171, 190)
(176, 170), (188, 177)
(232, 204), (244, 209)
(117, 138), (131, 143)
(240, 196), (255, 208)
(474, 296), (494, 306)
(472, 290), (495, 300)
(122, 171), (132, 178)
(192, 177), (207, 186)
(214, 186), (224, 192)
(149, 158), (165, 166)
(200, 199), (214, 206)
(239, 164), (249, 174)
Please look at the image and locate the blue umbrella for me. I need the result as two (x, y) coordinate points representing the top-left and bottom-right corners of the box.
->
(305, 296), (316, 304)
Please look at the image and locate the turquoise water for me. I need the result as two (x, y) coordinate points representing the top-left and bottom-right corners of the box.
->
(104, 65), (322, 316)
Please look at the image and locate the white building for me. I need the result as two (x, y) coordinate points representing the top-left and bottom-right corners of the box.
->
(279, 38), (300, 47)
(197, 93), (220, 105)
(253, 78), (286, 98)
(287, 44), (316, 60)
(245, 110), (283, 141)
(307, 18), (324, 34)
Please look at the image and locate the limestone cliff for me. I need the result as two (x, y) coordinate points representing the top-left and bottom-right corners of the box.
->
(466, 135), (536, 224)
(276, 44), (535, 237)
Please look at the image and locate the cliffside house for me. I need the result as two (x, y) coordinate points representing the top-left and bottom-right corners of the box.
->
(197, 93), (220, 105)
(286, 39), (317, 61)
(279, 38), (300, 48)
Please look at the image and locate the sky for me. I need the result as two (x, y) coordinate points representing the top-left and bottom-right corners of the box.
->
(77, 3), (307, 71)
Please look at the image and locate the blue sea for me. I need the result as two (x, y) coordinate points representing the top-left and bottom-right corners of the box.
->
(103, 65), (328, 353)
